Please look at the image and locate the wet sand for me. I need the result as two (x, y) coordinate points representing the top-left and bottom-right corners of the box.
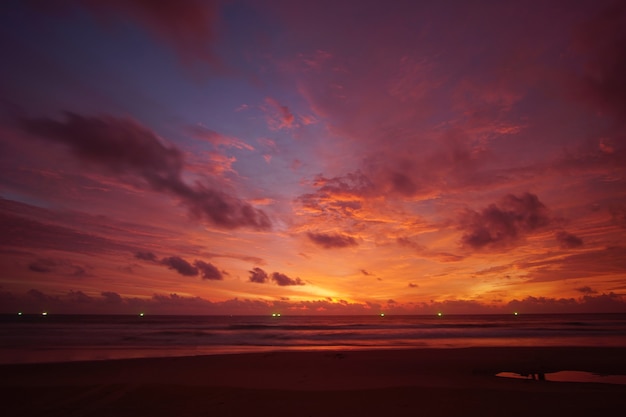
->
(0, 347), (624, 416)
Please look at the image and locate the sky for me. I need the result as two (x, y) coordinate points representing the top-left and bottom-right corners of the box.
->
(1, 0), (625, 315)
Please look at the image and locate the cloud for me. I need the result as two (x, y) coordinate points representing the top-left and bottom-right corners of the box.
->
(27, 258), (89, 277)
(507, 293), (626, 314)
(101, 291), (123, 304)
(160, 256), (198, 277)
(264, 97), (295, 130)
(135, 251), (158, 262)
(459, 193), (550, 250)
(21, 112), (183, 180)
(28, 258), (57, 273)
(1, 288), (624, 315)
(249, 267), (269, 283)
(249, 268), (304, 286)
(194, 260), (223, 280)
(360, 269), (372, 276)
(20, 112), (271, 230)
(555, 231), (584, 249)
(307, 232), (358, 249)
(271, 272), (305, 286)
(135, 252), (225, 281)
(187, 124), (254, 150)
(576, 286), (597, 294)
(389, 172), (418, 196)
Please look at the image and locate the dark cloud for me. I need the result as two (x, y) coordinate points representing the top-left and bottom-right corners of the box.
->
(307, 232), (358, 249)
(26, 288), (48, 302)
(555, 231), (584, 249)
(135, 251), (158, 262)
(360, 269), (372, 276)
(20, 112), (271, 230)
(507, 292), (626, 314)
(1, 288), (625, 315)
(249, 267), (269, 283)
(101, 291), (123, 304)
(161, 256), (198, 277)
(135, 251), (226, 281)
(408, 282), (418, 288)
(271, 272), (305, 286)
(194, 260), (223, 280)
(66, 290), (92, 304)
(389, 172), (417, 196)
(28, 258), (57, 273)
(459, 193), (550, 250)
(576, 286), (597, 294)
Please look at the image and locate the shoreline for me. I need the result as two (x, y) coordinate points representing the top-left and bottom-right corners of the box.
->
(1, 346), (625, 416)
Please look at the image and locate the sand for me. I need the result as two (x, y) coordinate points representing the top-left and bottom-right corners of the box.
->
(0, 347), (625, 416)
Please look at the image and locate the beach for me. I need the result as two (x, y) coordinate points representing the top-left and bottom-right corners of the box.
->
(1, 346), (625, 416)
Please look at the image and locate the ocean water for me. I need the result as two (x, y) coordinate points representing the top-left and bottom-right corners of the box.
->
(0, 313), (625, 364)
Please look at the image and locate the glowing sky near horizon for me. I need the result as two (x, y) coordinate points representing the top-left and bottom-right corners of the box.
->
(1, 0), (625, 315)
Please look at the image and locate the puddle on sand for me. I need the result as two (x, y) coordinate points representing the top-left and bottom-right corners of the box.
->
(496, 371), (626, 385)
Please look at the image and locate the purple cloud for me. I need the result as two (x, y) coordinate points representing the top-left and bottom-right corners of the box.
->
(271, 272), (304, 286)
(576, 286), (597, 295)
(194, 260), (223, 280)
(161, 256), (198, 277)
(459, 193), (550, 250)
(307, 232), (358, 249)
(28, 259), (57, 273)
(556, 231), (584, 249)
(135, 251), (158, 262)
(20, 112), (271, 230)
(249, 267), (269, 283)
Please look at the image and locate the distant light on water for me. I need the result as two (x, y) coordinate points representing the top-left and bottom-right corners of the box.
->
(41, 312), (48, 316)
(139, 313), (144, 317)
(17, 312), (22, 316)
(272, 313), (281, 317)
(437, 312), (442, 317)
(380, 313), (385, 317)
(514, 312), (518, 316)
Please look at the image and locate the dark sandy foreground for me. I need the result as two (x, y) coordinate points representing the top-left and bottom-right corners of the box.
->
(0, 347), (625, 417)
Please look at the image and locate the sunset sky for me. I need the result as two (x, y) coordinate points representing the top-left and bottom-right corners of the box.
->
(1, 0), (625, 315)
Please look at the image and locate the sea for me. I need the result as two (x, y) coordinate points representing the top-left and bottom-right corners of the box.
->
(1, 313), (625, 364)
